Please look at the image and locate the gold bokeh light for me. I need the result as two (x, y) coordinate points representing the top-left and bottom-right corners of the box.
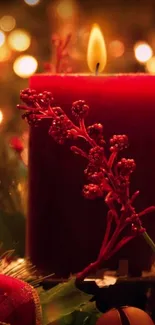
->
(0, 31), (6, 47)
(0, 16), (16, 32)
(109, 40), (125, 58)
(8, 29), (31, 52)
(134, 42), (153, 63)
(13, 55), (38, 78)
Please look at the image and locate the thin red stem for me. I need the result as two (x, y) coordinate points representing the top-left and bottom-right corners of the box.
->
(55, 34), (71, 73)
(138, 206), (155, 218)
(76, 260), (100, 281)
(106, 235), (135, 260)
(108, 151), (118, 168)
(79, 118), (97, 147)
(77, 223), (121, 281)
(98, 212), (113, 259)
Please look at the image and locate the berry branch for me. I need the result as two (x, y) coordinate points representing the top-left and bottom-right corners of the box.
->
(44, 34), (72, 73)
(18, 89), (155, 280)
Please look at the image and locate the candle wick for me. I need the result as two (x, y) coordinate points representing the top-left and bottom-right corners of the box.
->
(95, 62), (100, 76)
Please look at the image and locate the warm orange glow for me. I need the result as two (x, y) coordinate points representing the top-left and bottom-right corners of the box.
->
(146, 56), (155, 73)
(109, 40), (125, 58)
(0, 111), (3, 124)
(0, 44), (11, 62)
(0, 16), (16, 32)
(87, 24), (107, 73)
(56, 0), (74, 19)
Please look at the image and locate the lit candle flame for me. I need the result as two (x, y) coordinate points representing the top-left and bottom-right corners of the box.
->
(87, 24), (107, 74)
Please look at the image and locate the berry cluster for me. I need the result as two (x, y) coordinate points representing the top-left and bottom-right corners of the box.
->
(86, 170), (104, 184)
(20, 89), (54, 108)
(110, 134), (128, 152)
(87, 123), (104, 146)
(71, 100), (89, 119)
(131, 214), (146, 235)
(88, 146), (104, 166)
(117, 158), (136, 176)
(49, 115), (73, 145)
(83, 184), (103, 200)
(84, 163), (100, 179)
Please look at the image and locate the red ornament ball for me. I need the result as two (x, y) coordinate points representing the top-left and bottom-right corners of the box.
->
(0, 274), (41, 325)
(10, 136), (24, 153)
(96, 307), (154, 325)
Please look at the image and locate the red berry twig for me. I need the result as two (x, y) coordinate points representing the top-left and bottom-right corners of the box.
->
(44, 34), (72, 73)
(18, 89), (155, 280)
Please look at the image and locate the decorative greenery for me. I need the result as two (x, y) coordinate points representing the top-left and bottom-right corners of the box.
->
(38, 278), (101, 325)
(0, 134), (27, 255)
(0, 252), (100, 325)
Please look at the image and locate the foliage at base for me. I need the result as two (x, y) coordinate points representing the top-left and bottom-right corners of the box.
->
(38, 278), (101, 325)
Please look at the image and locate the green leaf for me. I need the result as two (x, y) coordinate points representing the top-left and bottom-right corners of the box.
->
(80, 301), (101, 316)
(0, 210), (25, 255)
(0, 135), (27, 216)
(0, 212), (13, 250)
(46, 304), (101, 325)
(39, 278), (93, 324)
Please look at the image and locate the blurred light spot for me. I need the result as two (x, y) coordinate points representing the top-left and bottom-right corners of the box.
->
(109, 40), (125, 58)
(0, 16), (16, 32)
(18, 258), (25, 263)
(0, 110), (3, 124)
(18, 183), (22, 192)
(24, 0), (40, 5)
(8, 29), (31, 52)
(56, 0), (74, 19)
(134, 42), (153, 63)
(21, 148), (28, 166)
(0, 44), (11, 61)
(146, 56), (155, 73)
(0, 31), (5, 47)
(13, 55), (38, 78)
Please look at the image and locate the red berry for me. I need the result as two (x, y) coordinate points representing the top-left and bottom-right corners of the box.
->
(71, 100), (89, 119)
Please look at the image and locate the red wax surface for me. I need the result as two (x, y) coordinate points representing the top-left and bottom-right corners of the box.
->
(29, 74), (155, 276)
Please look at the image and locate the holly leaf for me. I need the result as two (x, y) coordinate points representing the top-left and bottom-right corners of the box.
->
(39, 278), (93, 324)
(46, 302), (101, 325)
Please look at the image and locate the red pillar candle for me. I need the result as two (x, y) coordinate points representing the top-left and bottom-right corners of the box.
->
(25, 25), (155, 276)
(29, 73), (155, 276)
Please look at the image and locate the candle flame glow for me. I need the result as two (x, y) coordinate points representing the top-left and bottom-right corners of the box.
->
(146, 56), (155, 73)
(87, 24), (107, 73)
(0, 110), (3, 124)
